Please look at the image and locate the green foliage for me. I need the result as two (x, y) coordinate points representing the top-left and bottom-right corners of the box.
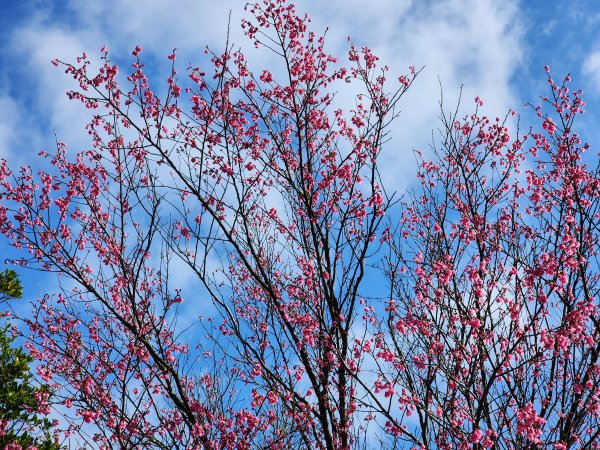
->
(0, 269), (23, 300)
(0, 270), (61, 450)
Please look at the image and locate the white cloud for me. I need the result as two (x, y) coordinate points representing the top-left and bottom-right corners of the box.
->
(9, 26), (92, 149)
(299, 0), (523, 192)
(0, 91), (48, 166)
(3, 0), (524, 177)
(583, 51), (600, 93)
(0, 0), (526, 316)
(65, 0), (243, 55)
(0, 95), (23, 160)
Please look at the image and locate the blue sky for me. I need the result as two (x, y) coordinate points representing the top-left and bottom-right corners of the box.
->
(1, 0), (600, 301)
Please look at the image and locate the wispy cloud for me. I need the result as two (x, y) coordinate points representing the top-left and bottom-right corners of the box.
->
(308, 0), (524, 190)
(1, 0), (526, 313)
(583, 51), (600, 93)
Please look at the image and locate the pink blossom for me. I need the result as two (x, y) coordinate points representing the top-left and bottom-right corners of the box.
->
(542, 117), (557, 134)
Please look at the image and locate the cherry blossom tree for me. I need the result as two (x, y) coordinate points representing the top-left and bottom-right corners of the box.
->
(0, 0), (599, 449)
(370, 74), (600, 449)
